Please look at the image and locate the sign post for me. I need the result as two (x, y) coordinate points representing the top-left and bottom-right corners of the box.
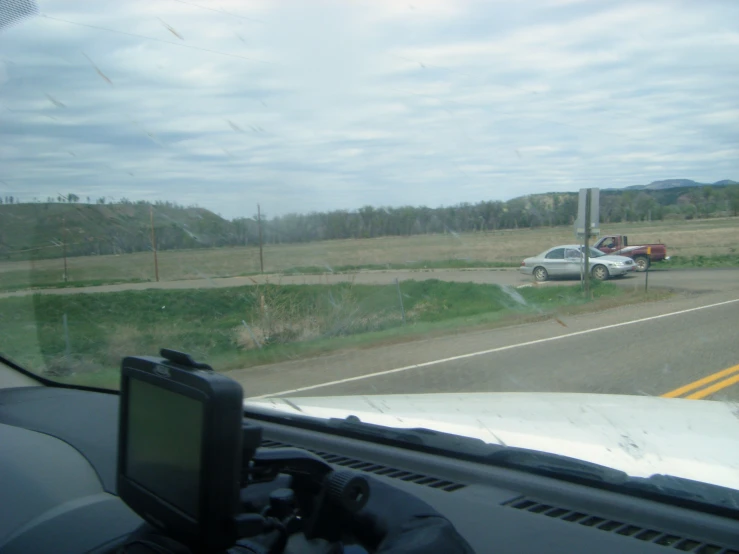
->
(62, 216), (68, 283)
(583, 190), (591, 297)
(575, 188), (600, 298)
(257, 204), (264, 274)
(150, 206), (159, 282)
(575, 188), (600, 237)
(645, 246), (651, 292)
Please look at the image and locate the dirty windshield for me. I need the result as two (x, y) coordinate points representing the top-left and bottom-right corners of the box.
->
(1, 1), (738, 506)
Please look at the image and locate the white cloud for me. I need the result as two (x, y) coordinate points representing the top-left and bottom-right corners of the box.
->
(0, 0), (737, 218)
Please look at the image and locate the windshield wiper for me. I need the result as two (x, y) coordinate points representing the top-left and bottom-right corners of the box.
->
(330, 416), (628, 483)
(333, 421), (739, 512)
(623, 474), (739, 513)
(244, 406), (505, 458)
(245, 406), (739, 517)
(244, 407), (625, 481)
(309, 415), (629, 483)
(483, 447), (627, 484)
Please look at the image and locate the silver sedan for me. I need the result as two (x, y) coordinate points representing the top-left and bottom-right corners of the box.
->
(519, 245), (636, 282)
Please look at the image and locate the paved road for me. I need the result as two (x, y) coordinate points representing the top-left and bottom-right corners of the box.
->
(229, 284), (739, 403)
(1, 266), (737, 297)
(4, 265), (738, 402)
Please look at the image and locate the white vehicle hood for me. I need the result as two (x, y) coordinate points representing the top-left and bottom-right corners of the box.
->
(245, 392), (739, 492)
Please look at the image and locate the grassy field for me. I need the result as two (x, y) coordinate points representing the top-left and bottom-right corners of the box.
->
(0, 279), (654, 389)
(0, 217), (737, 291)
(664, 253), (739, 268)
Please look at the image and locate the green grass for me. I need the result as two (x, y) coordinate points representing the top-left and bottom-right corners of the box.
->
(0, 259), (515, 293)
(663, 254), (739, 268)
(0, 280), (630, 389)
(0, 202), (227, 262)
(2, 216), (737, 291)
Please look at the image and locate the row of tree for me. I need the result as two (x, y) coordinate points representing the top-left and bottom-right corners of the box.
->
(3, 185), (738, 260)
(0, 195), (192, 207)
(243, 185), (739, 245)
(2, 194), (87, 204)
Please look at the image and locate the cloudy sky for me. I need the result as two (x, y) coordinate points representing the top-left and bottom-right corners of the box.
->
(1, 0), (738, 219)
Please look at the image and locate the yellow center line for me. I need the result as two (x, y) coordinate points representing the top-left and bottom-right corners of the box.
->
(661, 364), (739, 398)
(685, 372), (739, 400)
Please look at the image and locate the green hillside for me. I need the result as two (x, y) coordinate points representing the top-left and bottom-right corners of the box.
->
(1, 183), (738, 262)
(0, 201), (234, 261)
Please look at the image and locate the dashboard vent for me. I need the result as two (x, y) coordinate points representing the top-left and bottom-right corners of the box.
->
(260, 439), (466, 492)
(503, 497), (738, 553)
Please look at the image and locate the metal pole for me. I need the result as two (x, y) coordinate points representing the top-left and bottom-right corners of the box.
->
(645, 246), (651, 293)
(258, 204), (264, 273)
(395, 278), (406, 324)
(583, 188), (591, 299)
(62, 216), (68, 282)
(150, 206), (159, 282)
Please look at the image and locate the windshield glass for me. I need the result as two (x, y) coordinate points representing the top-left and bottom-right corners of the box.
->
(2, 0), (738, 508)
(578, 247), (606, 258)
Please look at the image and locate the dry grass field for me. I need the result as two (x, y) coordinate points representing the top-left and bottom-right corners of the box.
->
(1, 217), (737, 290)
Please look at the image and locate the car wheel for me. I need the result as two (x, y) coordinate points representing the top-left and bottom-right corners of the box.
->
(533, 266), (548, 282)
(592, 264), (609, 281)
(634, 255), (650, 272)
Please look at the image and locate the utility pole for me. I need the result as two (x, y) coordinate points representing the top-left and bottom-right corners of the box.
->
(257, 204), (264, 273)
(62, 216), (68, 282)
(150, 206), (159, 282)
(583, 188), (591, 298)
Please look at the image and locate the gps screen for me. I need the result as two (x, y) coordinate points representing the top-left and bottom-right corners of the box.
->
(125, 377), (204, 518)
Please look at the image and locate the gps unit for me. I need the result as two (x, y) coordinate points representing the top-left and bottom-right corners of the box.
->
(117, 350), (244, 553)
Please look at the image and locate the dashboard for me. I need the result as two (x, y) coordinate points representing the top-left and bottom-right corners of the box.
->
(0, 384), (737, 553)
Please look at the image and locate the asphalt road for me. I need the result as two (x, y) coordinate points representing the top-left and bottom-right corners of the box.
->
(3, 265), (738, 402)
(228, 276), (739, 403)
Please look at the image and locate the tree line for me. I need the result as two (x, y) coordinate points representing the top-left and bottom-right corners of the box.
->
(2, 185), (738, 260)
(244, 185), (739, 245)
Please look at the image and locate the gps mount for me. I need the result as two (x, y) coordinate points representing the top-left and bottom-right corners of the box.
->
(117, 349), (369, 554)
(231, 417), (370, 551)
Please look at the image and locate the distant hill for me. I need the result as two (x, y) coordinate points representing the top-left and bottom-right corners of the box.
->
(1, 181), (737, 262)
(0, 201), (238, 261)
(620, 179), (738, 191)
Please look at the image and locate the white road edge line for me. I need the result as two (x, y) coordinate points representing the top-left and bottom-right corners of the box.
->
(248, 297), (739, 400)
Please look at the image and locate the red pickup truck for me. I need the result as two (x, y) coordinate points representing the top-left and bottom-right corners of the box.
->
(593, 235), (669, 272)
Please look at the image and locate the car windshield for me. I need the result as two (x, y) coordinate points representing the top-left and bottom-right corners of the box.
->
(1, 0), (738, 511)
(580, 247), (606, 258)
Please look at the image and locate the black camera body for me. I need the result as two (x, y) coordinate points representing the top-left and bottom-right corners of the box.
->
(117, 351), (244, 553)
